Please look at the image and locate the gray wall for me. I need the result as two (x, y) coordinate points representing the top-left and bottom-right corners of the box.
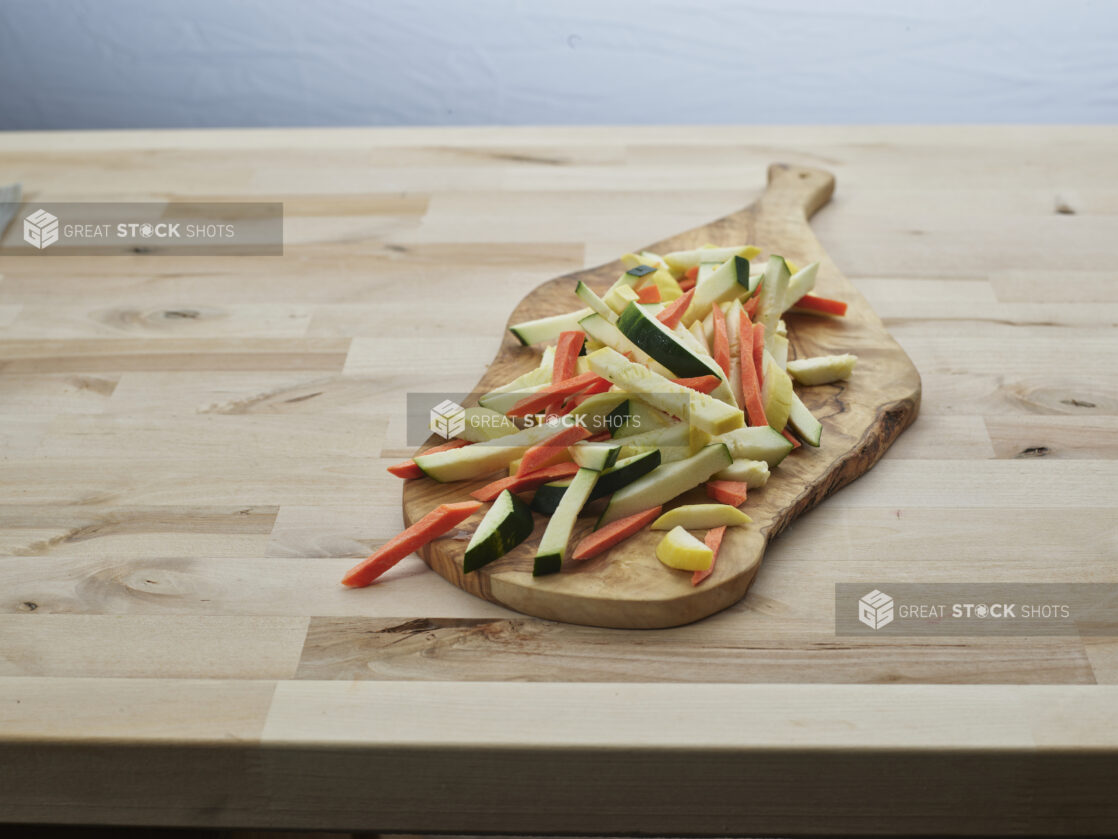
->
(1, 0), (1115, 129)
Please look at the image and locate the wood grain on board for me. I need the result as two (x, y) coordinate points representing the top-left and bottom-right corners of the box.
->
(402, 164), (921, 627)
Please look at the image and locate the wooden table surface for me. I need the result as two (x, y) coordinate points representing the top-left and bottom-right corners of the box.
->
(1, 125), (1116, 836)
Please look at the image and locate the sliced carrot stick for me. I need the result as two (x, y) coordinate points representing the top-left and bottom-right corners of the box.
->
(342, 500), (482, 588)
(656, 287), (695, 329)
(692, 526), (725, 585)
(515, 446), (573, 476)
(585, 430), (613, 442)
(751, 322), (765, 388)
(571, 505), (662, 561)
(387, 462), (426, 480)
(743, 294), (759, 319)
(636, 284), (661, 304)
(792, 293), (847, 316)
(670, 375), (721, 395)
(710, 304), (731, 378)
(387, 438), (471, 479)
(562, 377), (613, 413)
(506, 371), (608, 417)
(552, 330), (585, 384)
(543, 397), (564, 419)
(737, 309), (767, 427)
(516, 424), (590, 476)
(470, 462), (581, 502)
(706, 479), (748, 507)
(684, 266), (699, 282)
(782, 428), (802, 449)
(677, 277), (696, 292)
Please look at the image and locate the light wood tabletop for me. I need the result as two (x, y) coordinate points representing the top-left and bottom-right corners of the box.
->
(1, 125), (1116, 836)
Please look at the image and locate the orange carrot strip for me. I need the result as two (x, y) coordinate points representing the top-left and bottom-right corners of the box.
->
(706, 479), (748, 507)
(677, 277), (696, 292)
(782, 428), (802, 449)
(469, 462), (581, 503)
(636, 284), (661, 304)
(684, 266), (699, 282)
(710, 305), (731, 378)
(792, 293), (847, 316)
(670, 375), (721, 395)
(586, 430), (613, 442)
(506, 371), (608, 417)
(737, 309), (767, 427)
(751, 322), (765, 388)
(524, 446), (574, 474)
(342, 501), (482, 588)
(562, 377), (613, 413)
(656, 287), (695, 329)
(743, 294), (759, 319)
(386, 438), (470, 479)
(571, 505), (663, 561)
(552, 331), (585, 384)
(692, 526), (725, 585)
(516, 424), (591, 476)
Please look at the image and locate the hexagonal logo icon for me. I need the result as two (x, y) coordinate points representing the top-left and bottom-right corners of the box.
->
(24, 209), (60, 249)
(858, 589), (894, 630)
(429, 399), (465, 440)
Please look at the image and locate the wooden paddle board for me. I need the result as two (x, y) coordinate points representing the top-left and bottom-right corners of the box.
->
(401, 164), (921, 628)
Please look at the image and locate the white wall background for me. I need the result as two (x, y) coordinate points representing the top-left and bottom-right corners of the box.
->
(1, 0), (1116, 129)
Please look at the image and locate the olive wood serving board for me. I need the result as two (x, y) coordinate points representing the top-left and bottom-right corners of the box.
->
(401, 164), (921, 628)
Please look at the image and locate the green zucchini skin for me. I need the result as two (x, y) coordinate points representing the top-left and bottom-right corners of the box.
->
(606, 399), (631, 437)
(593, 450), (661, 498)
(616, 302), (713, 378)
(530, 480), (571, 516)
(528, 450), (660, 515)
(533, 467), (599, 576)
(532, 551), (563, 577)
(597, 443), (731, 527)
(462, 490), (535, 573)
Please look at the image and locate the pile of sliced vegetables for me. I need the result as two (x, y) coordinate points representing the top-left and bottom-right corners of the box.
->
(345, 245), (857, 589)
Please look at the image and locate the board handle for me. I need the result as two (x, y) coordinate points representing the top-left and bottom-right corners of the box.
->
(761, 163), (836, 221)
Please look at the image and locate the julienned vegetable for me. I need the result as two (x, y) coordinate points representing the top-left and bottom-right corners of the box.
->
(535, 466), (600, 575)
(656, 287), (695, 329)
(587, 347), (743, 435)
(706, 479), (749, 507)
(415, 421), (566, 482)
(552, 330), (585, 384)
(463, 490), (535, 572)
(656, 526), (713, 571)
(598, 443), (732, 527)
(505, 371), (608, 418)
(671, 375), (721, 395)
(516, 424), (590, 476)
(791, 293), (848, 316)
(737, 308), (767, 427)
(358, 243), (857, 589)
(387, 438), (470, 479)
(692, 526), (726, 586)
(787, 353), (858, 385)
(343, 501), (482, 588)
(651, 504), (751, 530)
(571, 505), (662, 561)
(470, 461), (581, 503)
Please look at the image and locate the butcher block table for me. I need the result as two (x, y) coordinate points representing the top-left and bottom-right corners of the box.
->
(1, 125), (1116, 837)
